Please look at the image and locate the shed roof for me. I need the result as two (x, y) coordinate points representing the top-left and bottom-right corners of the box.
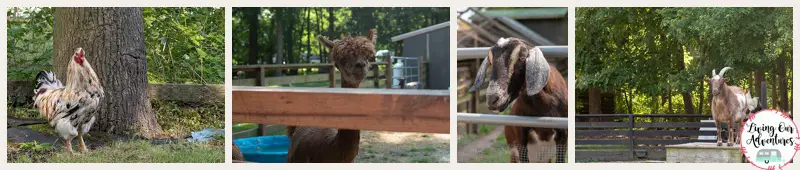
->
(390, 21), (450, 42)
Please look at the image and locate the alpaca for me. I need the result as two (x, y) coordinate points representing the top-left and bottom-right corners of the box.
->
(286, 29), (377, 163)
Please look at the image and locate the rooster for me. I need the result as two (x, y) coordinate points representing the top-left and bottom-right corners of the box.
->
(33, 48), (104, 153)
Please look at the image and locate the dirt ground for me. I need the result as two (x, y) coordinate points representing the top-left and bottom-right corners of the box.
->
(356, 131), (450, 163)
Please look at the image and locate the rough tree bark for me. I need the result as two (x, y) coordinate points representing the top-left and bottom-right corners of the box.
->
(53, 7), (161, 138)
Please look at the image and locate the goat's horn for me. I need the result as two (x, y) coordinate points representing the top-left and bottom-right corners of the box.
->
(718, 67), (732, 77)
(469, 56), (491, 93)
(712, 69), (717, 76)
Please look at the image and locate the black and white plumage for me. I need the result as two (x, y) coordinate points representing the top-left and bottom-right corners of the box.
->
(32, 48), (103, 153)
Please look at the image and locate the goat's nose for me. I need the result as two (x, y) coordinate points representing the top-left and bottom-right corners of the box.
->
(488, 95), (500, 106)
(355, 62), (366, 68)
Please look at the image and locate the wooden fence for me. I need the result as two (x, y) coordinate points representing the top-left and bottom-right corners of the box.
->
(232, 86), (450, 133)
(576, 114), (718, 162)
(233, 57), (393, 89)
(233, 71), (385, 88)
(7, 81), (224, 105)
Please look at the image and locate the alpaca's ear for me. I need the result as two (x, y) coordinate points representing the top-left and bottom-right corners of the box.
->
(368, 29), (377, 44)
(316, 35), (334, 50)
(525, 47), (550, 96)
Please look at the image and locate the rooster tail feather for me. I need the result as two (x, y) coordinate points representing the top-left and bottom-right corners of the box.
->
(35, 71), (63, 94)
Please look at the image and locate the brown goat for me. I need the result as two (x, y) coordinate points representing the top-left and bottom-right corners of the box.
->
(705, 67), (748, 146)
(285, 29), (377, 163)
(469, 37), (568, 163)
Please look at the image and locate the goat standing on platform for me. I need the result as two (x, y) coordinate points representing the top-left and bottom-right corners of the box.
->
(706, 67), (754, 146)
(469, 37), (568, 163)
(285, 29), (377, 163)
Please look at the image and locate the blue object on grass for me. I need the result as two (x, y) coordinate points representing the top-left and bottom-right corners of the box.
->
(234, 135), (291, 163)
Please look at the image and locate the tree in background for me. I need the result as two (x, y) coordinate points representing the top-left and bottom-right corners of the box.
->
(576, 7), (792, 115)
(7, 7), (225, 84)
(231, 7), (449, 76)
(52, 7), (161, 137)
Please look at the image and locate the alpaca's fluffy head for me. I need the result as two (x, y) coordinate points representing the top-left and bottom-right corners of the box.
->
(317, 29), (377, 88)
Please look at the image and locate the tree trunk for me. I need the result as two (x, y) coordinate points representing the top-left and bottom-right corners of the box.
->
(245, 7), (261, 84)
(771, 71), (778, 108)
(275, 8), (284, 76)
(777, 54), (789, 111)
(675, 47), (694, 115)
(698, 80), (704, 115)
(305, 8), (311, 63)
(326, 7), (336, 64)
(53, 7), (161, 138)
(588, 88), (602, 115)
(754, 71), (765, 96)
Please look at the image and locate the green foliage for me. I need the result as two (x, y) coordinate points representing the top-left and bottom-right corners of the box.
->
(576, 7), (792, 114)
(144, 7), (225, 84)
(151, 100), (224, 137)
(7, 7), (225, 84)
(18, 141), (54, 152)
(7, 7), (54, 80)
(231, 7), (449, 67)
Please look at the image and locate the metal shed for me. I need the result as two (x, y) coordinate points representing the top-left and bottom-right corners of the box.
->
(391, 21), (450, 90)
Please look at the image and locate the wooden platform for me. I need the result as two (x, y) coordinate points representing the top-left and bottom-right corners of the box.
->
(666, 142), (743, 163)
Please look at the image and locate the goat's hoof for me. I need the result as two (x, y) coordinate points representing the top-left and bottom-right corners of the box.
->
(717, 142), (722, 146)
(727, 143), (733, 147)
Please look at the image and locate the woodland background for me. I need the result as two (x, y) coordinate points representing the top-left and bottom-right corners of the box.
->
(576, 7), (793, 115)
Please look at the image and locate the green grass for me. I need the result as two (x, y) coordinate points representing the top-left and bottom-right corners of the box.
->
(471, 134), (510, 163)
(8, 100), (225, 163)
(10, 140), (224, 163)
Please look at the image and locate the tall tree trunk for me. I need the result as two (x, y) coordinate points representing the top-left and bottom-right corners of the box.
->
(275, 8), (284, 76)
(245, 7), (261, 84)
(777, 53), (789, 111)
(305, 8), (311, 63)
(286, 8), (296, 75)
(754, 71), (765, 96)
(772, 71), (778, 108)
(316, 8), (323, 61)
(326, 7), (336, 63)
(588, 88), (602, 115)
(53, 7), (161, 138)
(675, 48), (694, 115)
(698, 80), (704, 115)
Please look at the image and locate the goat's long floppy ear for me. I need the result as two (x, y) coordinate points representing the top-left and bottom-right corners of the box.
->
(316, 35), (335, 50)
(524, 47), (551, 96)
(469, 56), (491, 92)
(368, 29), (377, 44)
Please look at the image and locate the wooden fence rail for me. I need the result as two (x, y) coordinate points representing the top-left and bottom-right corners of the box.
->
(233, 61), (392, 88)
(232, 86), (450, 133)
(575, 114), (718, 162)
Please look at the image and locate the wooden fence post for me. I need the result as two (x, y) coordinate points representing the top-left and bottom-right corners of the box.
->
(470, 59), (480, 134)
(328, 65), (335, 88)
(385, 56), (392, 89)
(374, 63), (380, 88)
(256, 66), (265, 86)
(628, 114), (635, 160)
(419, 56), (424, 89)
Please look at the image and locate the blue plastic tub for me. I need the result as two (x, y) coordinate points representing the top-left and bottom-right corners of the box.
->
(234, 135), (290, 163)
